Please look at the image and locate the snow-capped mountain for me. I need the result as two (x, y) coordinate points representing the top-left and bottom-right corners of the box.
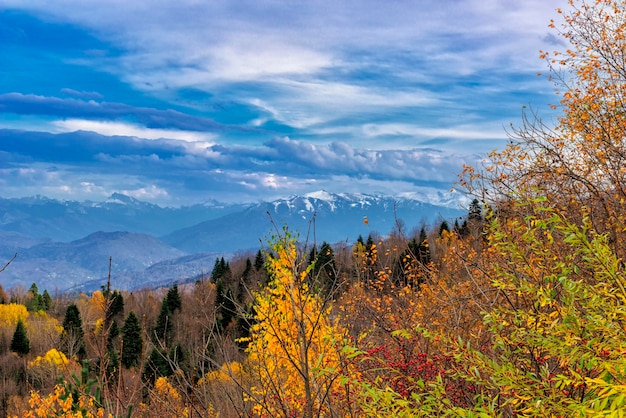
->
(163, 191), (465, 253)
(0, 191), (466, 291)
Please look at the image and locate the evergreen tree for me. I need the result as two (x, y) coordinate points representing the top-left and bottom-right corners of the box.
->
(417, 227), (431, 265)
(107, 320), (119, 350)
(309, 242), (337, 294)
(106, 347), (119, 379)
(438, 220), (450, 236)
(468, 198), (483, 223)
(238, 258), (253, 303)
(121, 311), (143, 369)
(243, 258), (252, 280)
(254, 250), (265, 271)
(211, 257), (231, 283)
(217, 286), (237, 331)
(165, 284), (182, 313)
(10, 319), (30, 356)
(28, 283), (38, 297)
(105, 290), (124, 324)
(142, 348), (172, 385)
(61, 303), (86, 359)
(41, 289), (52, 311)
(153, 301), (172, 346)
(26, 283), (45, 312)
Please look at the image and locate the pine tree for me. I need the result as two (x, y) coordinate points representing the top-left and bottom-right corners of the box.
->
(107, 320), (119, 350)
(153, 301), (172, 346)
(10, 319), (30, 356)
(142, 348), (172, 385)
(217, 286), (237, 331)
(165, 284), (182, 313)
(211, 257), (231, 283)
(61, 303), (86, 359)
(42, 290), (52, 311)
(438, 220), (450, 236)
(105, 290), (124, 324)
(27, 283), (45, 311)
(309, 242), (337, 294)
(121, 311), (143, 369)
(468, 198), (483, 223)
(238, 258), (253, 303)
(417, 227), (431, 265)
(254, 250), (265, 271)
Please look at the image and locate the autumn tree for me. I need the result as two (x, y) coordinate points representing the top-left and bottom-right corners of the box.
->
(242, 230), (348, 417)
(462, 0), (626, 259)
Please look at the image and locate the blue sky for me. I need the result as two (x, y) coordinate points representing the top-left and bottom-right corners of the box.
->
(0, 1), (568, 206)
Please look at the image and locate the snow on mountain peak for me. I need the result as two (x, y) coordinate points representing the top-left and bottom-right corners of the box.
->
(105, 193), (140, 206)
(304, 190), (336, 202)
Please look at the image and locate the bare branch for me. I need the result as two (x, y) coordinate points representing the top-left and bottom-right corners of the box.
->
(0, 253), (17, 274)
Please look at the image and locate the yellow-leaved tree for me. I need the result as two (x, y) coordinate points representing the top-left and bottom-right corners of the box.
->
(242, 230), (350, 417)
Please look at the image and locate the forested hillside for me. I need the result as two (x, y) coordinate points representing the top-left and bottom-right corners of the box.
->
(2, 0), (626, 416)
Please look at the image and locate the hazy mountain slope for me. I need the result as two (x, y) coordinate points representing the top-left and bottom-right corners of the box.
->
(163, 192), (465, 253)
(0, 193), (245, 241)
(4, 231), (185, 291)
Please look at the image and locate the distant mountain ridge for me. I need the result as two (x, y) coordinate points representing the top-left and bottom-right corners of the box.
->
(0, 191), (466, 291)
(0, 194), (246, 241)
(164, 191), (464, 253)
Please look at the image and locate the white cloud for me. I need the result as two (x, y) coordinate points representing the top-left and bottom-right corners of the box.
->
(361, 123), (508, 141)
(52, 119), (216, 143)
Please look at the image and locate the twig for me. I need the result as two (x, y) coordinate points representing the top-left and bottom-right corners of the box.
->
(0, 253), (17, 273)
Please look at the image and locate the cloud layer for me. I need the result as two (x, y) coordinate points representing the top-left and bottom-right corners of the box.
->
(0, 1), (568, 204)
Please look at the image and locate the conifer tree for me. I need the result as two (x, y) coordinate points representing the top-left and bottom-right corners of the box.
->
(10, 319), (29, 356)
(153, 301), (172, 346)
(217, 286), (237, 332)
(61, 303), (86, 359)
(121, 311), (143, 369)
(254, 250), (264, 271)
(438, 220), (450, 236)
(105, 290), (124, 324)
(417, 227), (431, 265)
(165, 284), (182, 313)
(41, 289), (52, 311)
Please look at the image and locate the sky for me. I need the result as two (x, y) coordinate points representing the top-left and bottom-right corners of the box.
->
(0, 1), (569, 206)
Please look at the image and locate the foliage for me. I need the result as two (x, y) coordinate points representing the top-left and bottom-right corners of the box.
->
(243, 230), (348, 417)
(0, 303), (29, 330)
(137, 377), (190, 418)
(14, 384), (108, 418)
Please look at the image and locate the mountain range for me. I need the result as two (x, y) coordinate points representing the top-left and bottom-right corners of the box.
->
(0, 191), (466, 292)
